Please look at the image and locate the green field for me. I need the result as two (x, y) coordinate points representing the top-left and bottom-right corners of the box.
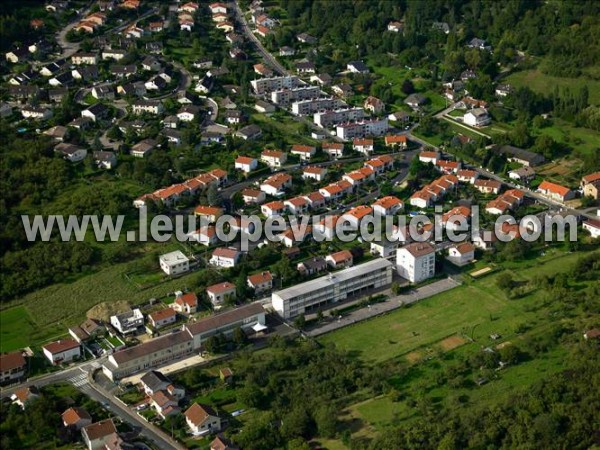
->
(1, 248), (199, 350)
(319, 249), (596, 444)
(506, 69), (600, 105)
(319, 250), (584, 363)
(320, 282), (520, 363)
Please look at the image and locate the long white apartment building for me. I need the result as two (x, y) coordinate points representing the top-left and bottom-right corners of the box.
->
(271, 86), (322, 106)
(271, 259), (393, 319)
(336, 117), (389, 140)
(102, 303), (265, 380)
(314, 107), (366, 128)
(396, 242), (436, 283)
(291, 98), (345, 116)
(251, 75), (302, 95)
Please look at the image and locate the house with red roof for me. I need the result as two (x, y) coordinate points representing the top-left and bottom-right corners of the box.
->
(291, 144), (316, 161)
(210, 248), (241, 268)
(206, 282), (236, 306)
(0, 351), (26, 384)
(537, 180), (574, 202)
(326, 250), (354, 269)
(185, 403), (221, 434)
(62, 407), (92, 430)
(372, 196), (403, 216)
(148, 308), (177, 329)
(235, 156), (257, 173)
(172, 292), (198, 315)
(448, 242), (476, 266)
(42, 339), (81, 365)
(302, 166), (328, 181)
(353, 138), (374, 155)
(247, 271), (273, 293)
(581, 171), (600, 199)
(474, 179), (501, 195)
(261, 200), (286, 217)
(384, 134), (407, 149)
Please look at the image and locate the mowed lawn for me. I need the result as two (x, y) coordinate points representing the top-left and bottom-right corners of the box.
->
(506, 69), (600, 105)
(320, 283), (519, 363)
(319, 250), (592, 363)
(0, 307), (35, 352)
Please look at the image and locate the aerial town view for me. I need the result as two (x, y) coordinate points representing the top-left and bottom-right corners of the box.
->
(0, 0), (599, 449)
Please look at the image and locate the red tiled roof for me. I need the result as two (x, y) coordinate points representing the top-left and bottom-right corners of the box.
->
(43, 339), (79, 354)
(0, 351), (26, 372)
(207, 282), (236, 295)
(62, 407), (91, 425)
(185, 403), (218, 427)
(538, 180), (571, 197)
(149, 308), (176, 323)
(176, 292), (198, 308)
(212, 248), (240, 259)
(248, 271), (272, 285)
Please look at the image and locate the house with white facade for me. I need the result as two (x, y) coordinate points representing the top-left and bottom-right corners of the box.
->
(210, 248), (241, 268)
(159, 250), (190, 275)
(396, 242), (436, 283)
(42, 339), (81, 365)
(206, 282), (236, 306)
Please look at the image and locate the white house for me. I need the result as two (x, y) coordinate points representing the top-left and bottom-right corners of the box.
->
(290, 144), (316, 161)
(81, 419), (117, 450)
(247, 271), (273, 294)
(110, 309), (144, 335)
(159, 250), (190, 275)
(206, 282), (236, 306)
(302, 166), (327, 182)
(396, 242), (436, 283)
(261, 149), (287, 168)
(463, 108), (491, 127)
(582, 219), (600, 239)
(261, 200), (286, 217)
(42, 339), (81, 365)
(235, 156), (258, 173)
(242, 188), (266, 204)
(353, 138), (374, 155)
(188, 226), (218, 246)
(148, 308), (177, 329)
(185, 403), (221, 435)
(447, 242), (476, 266)
(210, 248), (241, 268)
(372, 196), (403, 216)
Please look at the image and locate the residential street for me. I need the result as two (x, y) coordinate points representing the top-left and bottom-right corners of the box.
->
(231, 0), (288, 76)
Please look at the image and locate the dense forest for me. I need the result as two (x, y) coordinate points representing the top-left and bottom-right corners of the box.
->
(274, 0), (600, 78)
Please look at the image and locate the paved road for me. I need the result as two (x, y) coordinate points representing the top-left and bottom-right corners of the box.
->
(0, 358), (105, 398)
(306, 277), (461, 337)
(84, 371), (185, 450)
(231, 0), (288, 76)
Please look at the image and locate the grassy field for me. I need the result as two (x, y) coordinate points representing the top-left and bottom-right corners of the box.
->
(320, 249), (584, 363)
(320, 282), (520, 363)
(319, 249), (596, 445)
(1, 245), (199, 351)
(506, 69), (600, 105)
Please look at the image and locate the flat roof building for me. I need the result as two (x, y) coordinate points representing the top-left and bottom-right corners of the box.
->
(272, 259), (393, 319)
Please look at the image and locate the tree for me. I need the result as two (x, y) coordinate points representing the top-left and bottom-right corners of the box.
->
(496, 273), (514, 292)
(281, 406), (312, 439)
(106, 125), (122, 141)
(294, 314), (306, 330)
(204, 335), (221, 354)
(316, 310), (324, 322)
(314, 404), (337, 438)
(391, 281), (402, 295)
(401, 79), (415, 95)
(233, 327), (247, 346)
